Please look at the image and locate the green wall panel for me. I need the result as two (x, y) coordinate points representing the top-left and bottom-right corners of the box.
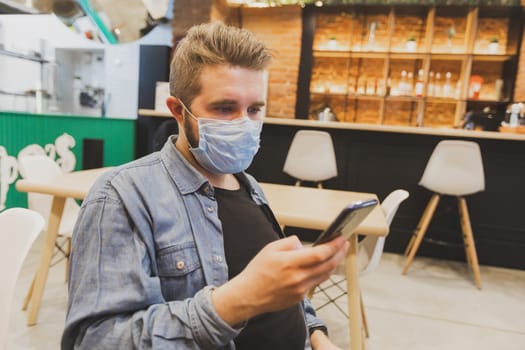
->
(0, 111), (135, 209)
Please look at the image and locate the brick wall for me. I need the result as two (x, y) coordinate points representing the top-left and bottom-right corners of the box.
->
(240, 6), (302, 118)
(169, 2), (301, 118)
(172, 0), (214, 37)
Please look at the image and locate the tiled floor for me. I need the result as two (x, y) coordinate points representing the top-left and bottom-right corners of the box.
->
(7, 234), (525, 349)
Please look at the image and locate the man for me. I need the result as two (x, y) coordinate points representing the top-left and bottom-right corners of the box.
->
(62, 22), (347, 350)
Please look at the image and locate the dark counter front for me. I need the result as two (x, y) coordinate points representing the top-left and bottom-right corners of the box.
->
(248, 122), (525, 270)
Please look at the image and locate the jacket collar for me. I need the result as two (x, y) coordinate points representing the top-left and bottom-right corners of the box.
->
(159, 136), (257, 196)
(159, 136), (209, 195)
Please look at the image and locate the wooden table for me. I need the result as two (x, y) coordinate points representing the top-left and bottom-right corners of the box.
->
(260, 183), (387, 350)
(16, 170), (387, 350)
(15, 167), (111, 326)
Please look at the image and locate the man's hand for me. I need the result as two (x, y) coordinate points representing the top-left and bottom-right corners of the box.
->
(310, 329), (343, 350)
(212, 235), (349, 325)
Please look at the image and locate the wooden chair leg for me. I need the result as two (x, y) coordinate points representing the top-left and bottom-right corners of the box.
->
(22, 274), (36, 310)
(27, 197), (65, 326)
(404, 206), (430, 256)
(458, 197), (482, 289)
(404, 194), (440, 257)
(404, 210), (431, 256)
(402, 194), (440, 274)
(360, 294), (369, 338)
(458, 201), (473, 270)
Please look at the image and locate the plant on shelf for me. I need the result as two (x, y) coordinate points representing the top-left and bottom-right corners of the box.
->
(328, 36), (337, 50)
(405, 35), (417, 52)
(488, 36), (499, 54)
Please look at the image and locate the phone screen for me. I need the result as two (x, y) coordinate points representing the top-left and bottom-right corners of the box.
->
(313, 199), (378, 246)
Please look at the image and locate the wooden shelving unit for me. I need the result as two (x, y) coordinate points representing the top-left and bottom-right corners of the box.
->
(300, 5), (523, 128)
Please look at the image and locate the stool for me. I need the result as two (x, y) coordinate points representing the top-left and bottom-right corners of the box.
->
(402, 140), (485, 289)
(283, 130), (337, 188)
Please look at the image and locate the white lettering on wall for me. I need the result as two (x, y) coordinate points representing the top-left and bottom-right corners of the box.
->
(0, 133), (76, 210)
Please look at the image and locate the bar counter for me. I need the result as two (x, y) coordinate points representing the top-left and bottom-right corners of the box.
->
(138, 109), (525, 141)
(137, 109), (525, 269)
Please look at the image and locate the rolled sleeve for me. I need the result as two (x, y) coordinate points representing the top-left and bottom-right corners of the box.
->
(303, 298), (327, 333)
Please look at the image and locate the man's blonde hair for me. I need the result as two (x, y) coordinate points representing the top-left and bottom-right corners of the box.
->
(169, 22), (272, 106)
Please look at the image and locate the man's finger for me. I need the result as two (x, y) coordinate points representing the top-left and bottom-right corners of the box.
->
(285, 236), (347, 267)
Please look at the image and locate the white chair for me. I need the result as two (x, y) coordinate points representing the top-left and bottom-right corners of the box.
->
(283, 130), (337, 188)
(17, 155), (80, 238)
(0, 208), (45, 350)
(311, 189), (409, 337)
(402, 140), (484, 289)
(17, 155), (80, 310)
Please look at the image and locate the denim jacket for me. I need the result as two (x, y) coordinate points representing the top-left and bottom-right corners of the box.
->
(61, 137), (326, 350)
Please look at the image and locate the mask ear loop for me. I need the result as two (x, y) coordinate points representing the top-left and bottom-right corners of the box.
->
(179, 99), (198, 122)
(178, 99), (200, 149)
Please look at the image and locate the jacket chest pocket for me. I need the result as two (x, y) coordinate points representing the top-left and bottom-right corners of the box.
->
(156, 241), (205, 300)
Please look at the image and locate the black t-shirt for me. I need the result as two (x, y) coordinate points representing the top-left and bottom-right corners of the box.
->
(214, 179), (306, 350)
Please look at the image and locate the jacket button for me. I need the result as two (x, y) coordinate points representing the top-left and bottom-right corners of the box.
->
(176, 261), (185, 270)
(207, 206), (214, 212)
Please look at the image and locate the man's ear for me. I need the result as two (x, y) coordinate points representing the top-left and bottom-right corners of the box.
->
(166, 96), (184, 123)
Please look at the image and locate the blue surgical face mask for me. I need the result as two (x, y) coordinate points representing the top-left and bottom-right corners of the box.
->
(180, 101), (263, 174)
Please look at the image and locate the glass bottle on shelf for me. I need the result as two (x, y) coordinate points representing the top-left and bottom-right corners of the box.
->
(366, 78), (376, 95)
(427, 71), (435, 97)
(434, 72), (442, 98)
(414, 69), (425, 97)
(398, 70), (408, 96)
(357, 76), (366, 95)
(407, 72), (414, 96)
(454, 80), (461, 99)
(376, 79), (386, 96)
(443, 72), (452, 98)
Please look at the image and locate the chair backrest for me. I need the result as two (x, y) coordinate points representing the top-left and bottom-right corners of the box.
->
(283, 130), (337, 183)
(0, 208), (45, 349)
(360, 189), (409, 276)
(419, 140), (485, 196)
(17, 155), (80, 236)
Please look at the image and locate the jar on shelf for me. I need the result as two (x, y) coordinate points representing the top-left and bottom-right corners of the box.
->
(469, 75), (484, 100)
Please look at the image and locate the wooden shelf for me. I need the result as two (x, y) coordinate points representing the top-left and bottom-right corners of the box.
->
(304, 4), (523, 128)
(348, 95), (384, 101)
(472, 54), (515, 62)
(386, 96), (420, 102)
(389, 52), (427, 60)
(426, 97), (459, 104)
(429, 53), (469, 60)
(466, 98), (510, 104)
(310, 91), (347, 97)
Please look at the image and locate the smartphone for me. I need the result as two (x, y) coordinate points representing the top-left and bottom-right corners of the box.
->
(312, 199), (378, 246)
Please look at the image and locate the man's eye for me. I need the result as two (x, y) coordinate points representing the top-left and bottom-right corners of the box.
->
(215, 106), (234, 114)
(248, 106), (262, 114)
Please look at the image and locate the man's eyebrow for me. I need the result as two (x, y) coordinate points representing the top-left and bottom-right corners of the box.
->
(209, 100), (237, 106)
(251, 101), (266, 107)
(208, 100), (266, 107)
